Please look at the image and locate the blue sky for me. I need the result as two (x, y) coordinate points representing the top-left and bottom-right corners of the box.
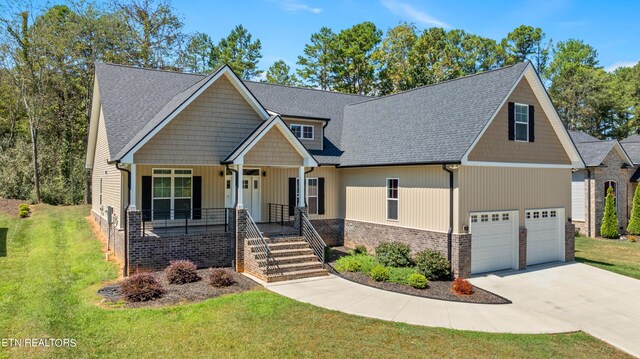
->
(177, 0), (640, 75)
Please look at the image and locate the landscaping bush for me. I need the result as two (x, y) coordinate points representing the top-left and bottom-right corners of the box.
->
(206, 268), (236, 287)
(336, 256), (362, 272)
(387, 266), (417, 284)
(629, 184), (640, 235)
(164, 260), (200, 284)
(451, 278), (474, 295)
(18, 209), (29, 218)
(120, 272), (165, 302)
(334, 254), (377, 274)
(601, 187), (619, 239)
(369, 265), (390, 282)
(415, 249), (450, 280)
(375, 242), (413, 267)
(407, 273), (428, 289)
(18, 203), (30, 218)
(351, 245), (368, 255)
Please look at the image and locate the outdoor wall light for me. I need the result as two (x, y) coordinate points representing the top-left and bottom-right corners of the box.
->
(219, 170), (224, 177)
(262, 171), (267, 177)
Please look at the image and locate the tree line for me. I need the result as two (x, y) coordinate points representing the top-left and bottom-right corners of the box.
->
(0, 0), (638, 204)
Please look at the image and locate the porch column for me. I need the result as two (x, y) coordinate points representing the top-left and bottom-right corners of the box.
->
(129, 163), (137, 210)
(237, 164), (244, 208)
(230, 170), (237, 206)
(298, 166), (305, 207)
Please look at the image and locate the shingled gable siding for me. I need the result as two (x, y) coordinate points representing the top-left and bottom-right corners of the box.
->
(91, 107), (123, 227)
(133, 75), (263, 164)
(468, 77), (571, 164)
(243, 127), (304, 166)
(281, 117), (324, 151)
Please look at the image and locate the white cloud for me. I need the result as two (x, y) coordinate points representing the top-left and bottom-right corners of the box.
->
(274, 0), (322, 14)
(605, 60), (638, 72)
(380, 0), (449, 28)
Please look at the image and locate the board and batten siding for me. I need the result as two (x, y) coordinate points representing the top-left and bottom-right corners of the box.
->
(262, 166), (341, 221)
(91, 107), (123, 226)
(572, 170), (586, 221)
(244, 127), (303, 166)
(281, 117), (324, 151)
(341, 166), (455, 233)
(134, 75), (262, 164)
(457, 166), (571, 233)
(467, 77), (571, 165)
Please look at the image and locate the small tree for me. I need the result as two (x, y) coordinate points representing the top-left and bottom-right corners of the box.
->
(600, 187), (619, 239)
(628, 185), (640, 235)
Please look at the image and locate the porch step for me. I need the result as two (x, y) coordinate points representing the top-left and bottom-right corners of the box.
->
(269, 248), (315, 258)
(250, 241), (309, 252)
(266, 236), (305, 244)
(266, 268), (329, 283)
(257, 254), (318, 267)
(266, 261), (324, 273)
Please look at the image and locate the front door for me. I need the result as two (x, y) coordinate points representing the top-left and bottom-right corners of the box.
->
(225, 168), (262, 221)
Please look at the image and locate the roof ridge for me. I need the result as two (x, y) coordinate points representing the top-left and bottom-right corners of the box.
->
(244, 79), (372, 98)
(97, 62), (207, 77)
(345, 62), (530, 107)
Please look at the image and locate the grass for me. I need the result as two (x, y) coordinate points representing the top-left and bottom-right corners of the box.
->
(575, 235), (640, 279)
(0, 205), (631, 358)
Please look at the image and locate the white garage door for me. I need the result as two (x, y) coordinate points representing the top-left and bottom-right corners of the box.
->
(525, 208), (565, 266)
(470, 211), (518, 274)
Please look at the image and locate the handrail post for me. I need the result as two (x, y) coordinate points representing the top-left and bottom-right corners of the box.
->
(185, 212), (188, 235)
(280, 205), (284, 226)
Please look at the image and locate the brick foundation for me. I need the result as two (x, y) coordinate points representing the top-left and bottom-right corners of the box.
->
(519, 227), (527, 270)
(565, 223), (575, 262)
(451, 233), (471, 278)
(309, 218), (344, 246)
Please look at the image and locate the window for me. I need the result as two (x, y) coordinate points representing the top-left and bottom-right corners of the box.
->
(307, 178), (318, 215)
(550, 210), (557, 218)
(502, 213), (509, 221)
(604, 180), (617, 210)
(290, 124), (314, 140)
(471, 215), (478, 223)
(492, 214), (499, 221)
(542, 211), (548, 218)
(387, 178), (399, 221)
(481, 214), (488, 222)
(152, 168), (192, 220)
(515, 103), (529, 141)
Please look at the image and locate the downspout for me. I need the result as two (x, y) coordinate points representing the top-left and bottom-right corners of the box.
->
(586, 168), (591, 237)
(442, 165), (454, 277)
(115, 161), (130, 277)
(226, 164), (239, 271)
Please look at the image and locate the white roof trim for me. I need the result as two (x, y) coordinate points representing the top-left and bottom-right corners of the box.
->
(85, 77), (102, 168)
(461, 63), (585, 169)
(120, 66), (269, 163)
(233, 116), (318, 167)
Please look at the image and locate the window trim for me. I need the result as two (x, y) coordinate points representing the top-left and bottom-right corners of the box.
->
(386, 178), (399, 221)
(290, 123), (314, 140)
(514, 103), (529, 142)
(151, 168), (193, 220)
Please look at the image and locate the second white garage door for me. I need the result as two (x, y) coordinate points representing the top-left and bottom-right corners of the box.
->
(525, 208), (565, 266)
(470, 211), (519, 274)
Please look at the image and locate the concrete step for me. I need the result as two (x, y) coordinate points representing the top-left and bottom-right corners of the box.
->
(266, 268), (329, 282)
(269, 248), (315, 258)
(257, 254), (319, 267)
(267, 261), (324, 274)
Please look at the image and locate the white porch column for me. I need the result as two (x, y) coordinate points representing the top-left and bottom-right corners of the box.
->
(237, 164), (244, 208)
(298, 166), (305, 207)
(129, 163), (137, 210)
(230, 170), (236, 207)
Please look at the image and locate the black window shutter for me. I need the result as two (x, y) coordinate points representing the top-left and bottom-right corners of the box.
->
(141, 176), (152, 221)
(318, 177), (325, 215)
(193, 176), (202, 219)
(288, 178), (296, 216)
(528, 105), (535, 142)
(508, 102), (515, 141)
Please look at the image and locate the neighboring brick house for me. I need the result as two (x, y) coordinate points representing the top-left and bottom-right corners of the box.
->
(86, 61), (584, 280)
(570, 131), (635, 237)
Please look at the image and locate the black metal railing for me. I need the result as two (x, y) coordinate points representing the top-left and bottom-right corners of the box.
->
(268, 203), (294, 226)
(141, 208), (231, 236)
(243, 210), (275, 275)
(300, 212), (326, 266)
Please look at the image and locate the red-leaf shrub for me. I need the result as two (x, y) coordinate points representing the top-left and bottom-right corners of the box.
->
(451, 278), (474, 295)
(165, 260), (200, 284)
(120, 272), (165, 302)
(207, 268), (236, 287)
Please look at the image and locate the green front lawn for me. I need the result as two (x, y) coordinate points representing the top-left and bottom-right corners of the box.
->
(575, 236), (640, 280)
(0, 205), (630, 358)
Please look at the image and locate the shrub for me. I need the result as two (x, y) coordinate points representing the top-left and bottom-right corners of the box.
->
(407, 273), (428, 289)
(629, 184), (640, 235)
(336, 256), (362, 272)
(334, 254), (377, 274)
(415, 249), (450, 280)
(351, 245), (368, 255)
(387, 266), (417, 284)
(375, 242), (413, 267)
(18, 209), (29, 218)
(206, 268), (236, 287)
(369, 265), (390, 282)
(451, 278), (474, 295)
(120, 272), (165, 302)
(629, 235), (638, 243)
(601, 186), (619, 239)
(164, 260), (200, 284)
(18, 203), (30, 212)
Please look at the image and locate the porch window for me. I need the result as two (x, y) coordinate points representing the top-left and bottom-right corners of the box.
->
(152, 168), (192, 220)
(290, 124), (314, 140)
(387, 178), (399, 221)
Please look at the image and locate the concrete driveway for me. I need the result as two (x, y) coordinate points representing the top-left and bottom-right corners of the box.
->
(263, 262), (640, 357)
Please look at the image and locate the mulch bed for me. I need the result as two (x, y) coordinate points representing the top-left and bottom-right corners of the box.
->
(98, 268), (260, 308)
(0, 198), (26, 217)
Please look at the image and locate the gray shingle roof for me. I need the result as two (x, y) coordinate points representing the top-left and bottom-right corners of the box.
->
(338, 62), (529, 166)
(568, 130), (599, 143)
(621, 135), (640, 164)
(570, 130), (631, 166)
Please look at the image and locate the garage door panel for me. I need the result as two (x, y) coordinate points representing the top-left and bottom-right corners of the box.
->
(470, 211), (517, 274)
(526, 209), (563, 266)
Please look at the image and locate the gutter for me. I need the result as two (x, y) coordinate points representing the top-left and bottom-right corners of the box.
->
(338, 160), (461, 169)
(114, 160), (130, 277)
(441, 164), (455, 278)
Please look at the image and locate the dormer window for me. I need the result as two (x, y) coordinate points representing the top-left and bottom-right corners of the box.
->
(291, 124), (314, 140)
(515, 103), (529, 142)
